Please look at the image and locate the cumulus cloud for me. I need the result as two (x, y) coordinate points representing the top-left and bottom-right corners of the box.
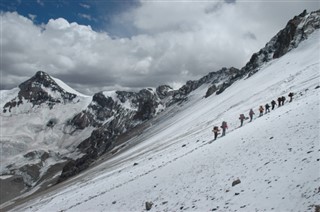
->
(1, 1), (319, 94)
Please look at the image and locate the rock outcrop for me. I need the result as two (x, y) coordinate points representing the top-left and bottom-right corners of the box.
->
(60, 88), (165, 180)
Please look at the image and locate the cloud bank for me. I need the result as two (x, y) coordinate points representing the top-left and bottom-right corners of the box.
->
(1, 1), (319, 94)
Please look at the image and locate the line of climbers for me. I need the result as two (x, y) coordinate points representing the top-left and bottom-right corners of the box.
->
(212, 92), (294, 141)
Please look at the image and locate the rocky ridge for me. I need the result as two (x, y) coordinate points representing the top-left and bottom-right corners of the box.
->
(58, 67), (238, 181)
(243, 9), (320, 77)
(214, 9), (320, 95)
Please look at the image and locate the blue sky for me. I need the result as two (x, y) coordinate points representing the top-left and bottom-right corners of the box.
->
(0, 0), (139, 36)
(1, 0), (319, 94)
(1, 0), (139, 35)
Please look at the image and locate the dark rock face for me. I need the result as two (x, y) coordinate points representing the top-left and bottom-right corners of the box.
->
(168, 67), (239, 104)
(70, 112), (92, 130)
(0, 175), (25, 204)
(134, 89), (160, 121)
(61, 88), (164, 180)
(216, 81), (233, 95)
(205, 84), (217, 98)
(215, 10), (320, 93)
(19, 164), (41, 184)
(58, 154), (96, 183)
(3, 71), (77, 113)
(156, 85), (174, 99)
(24, 150), (50, 162)
(243, 10), (320, 77)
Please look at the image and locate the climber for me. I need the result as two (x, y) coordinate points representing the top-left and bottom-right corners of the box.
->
(271, 100), (277, 110)
(249, 109), (255, 122)
(281, 96), (286, 106)
(259, 105), (264, 116)
(212, 126), (220, 140)
(277, 97), (282, 107)
(288, 92), (294, 102)
(221, 121), (228, 136)
(265, 103), (270, 114)
(239, 114), (246, 127)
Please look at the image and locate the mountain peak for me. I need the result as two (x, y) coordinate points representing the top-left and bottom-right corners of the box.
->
(34, 70), (51, 81)
(19, 70), (56, 90)
(3, 70), (77, 113)
(35, 70), (50, 78)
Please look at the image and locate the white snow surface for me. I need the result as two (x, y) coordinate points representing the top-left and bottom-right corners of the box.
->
(51, 77), (89, 97)
(0, 88), (19, 108)
(5, 31), (320, 211)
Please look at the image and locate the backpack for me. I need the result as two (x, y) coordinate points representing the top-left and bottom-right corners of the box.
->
(222, 121), (227, 128)
(259, 106), (264, 112)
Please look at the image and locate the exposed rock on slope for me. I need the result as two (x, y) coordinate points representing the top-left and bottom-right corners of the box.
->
(59, 88), (165, 181)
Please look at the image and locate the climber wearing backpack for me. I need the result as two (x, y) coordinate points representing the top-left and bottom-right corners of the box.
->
(249, 109), (255, 122)
(265, 103), (270, 114)
(239, 114), (246, 127)
(221, 121), (228, 136)
(277, 97), (282, 107)
(288, 92), (294, 102)
(259, 105), (264, 116)
(271, 100), (277, 110)
(281, 96), (286, 106)
(212, 126), (220, 140)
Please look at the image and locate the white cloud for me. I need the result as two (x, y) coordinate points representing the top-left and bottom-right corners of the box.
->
(1, 1), (319, 94)
(28, 14), (37, 21)
(78, 13), (93, 21)
(80, 3), (91, 9)
(36, 0), (44, 6)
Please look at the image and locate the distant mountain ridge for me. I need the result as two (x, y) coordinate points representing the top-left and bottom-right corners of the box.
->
(0, 9), (319, 206)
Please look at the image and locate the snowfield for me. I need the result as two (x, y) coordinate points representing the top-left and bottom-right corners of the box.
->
(4, 31), (320, 211)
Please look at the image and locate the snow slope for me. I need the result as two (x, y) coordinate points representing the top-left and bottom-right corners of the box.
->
(51, 77), (89, 97)
(5, 30), (320, 211)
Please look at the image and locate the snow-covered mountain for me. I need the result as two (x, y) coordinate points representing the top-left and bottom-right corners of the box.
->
(0, 10), (319, 211)
(0, 71), (94, 204)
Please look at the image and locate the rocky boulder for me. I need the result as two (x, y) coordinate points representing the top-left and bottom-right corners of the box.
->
(205, 84), (217, 98)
